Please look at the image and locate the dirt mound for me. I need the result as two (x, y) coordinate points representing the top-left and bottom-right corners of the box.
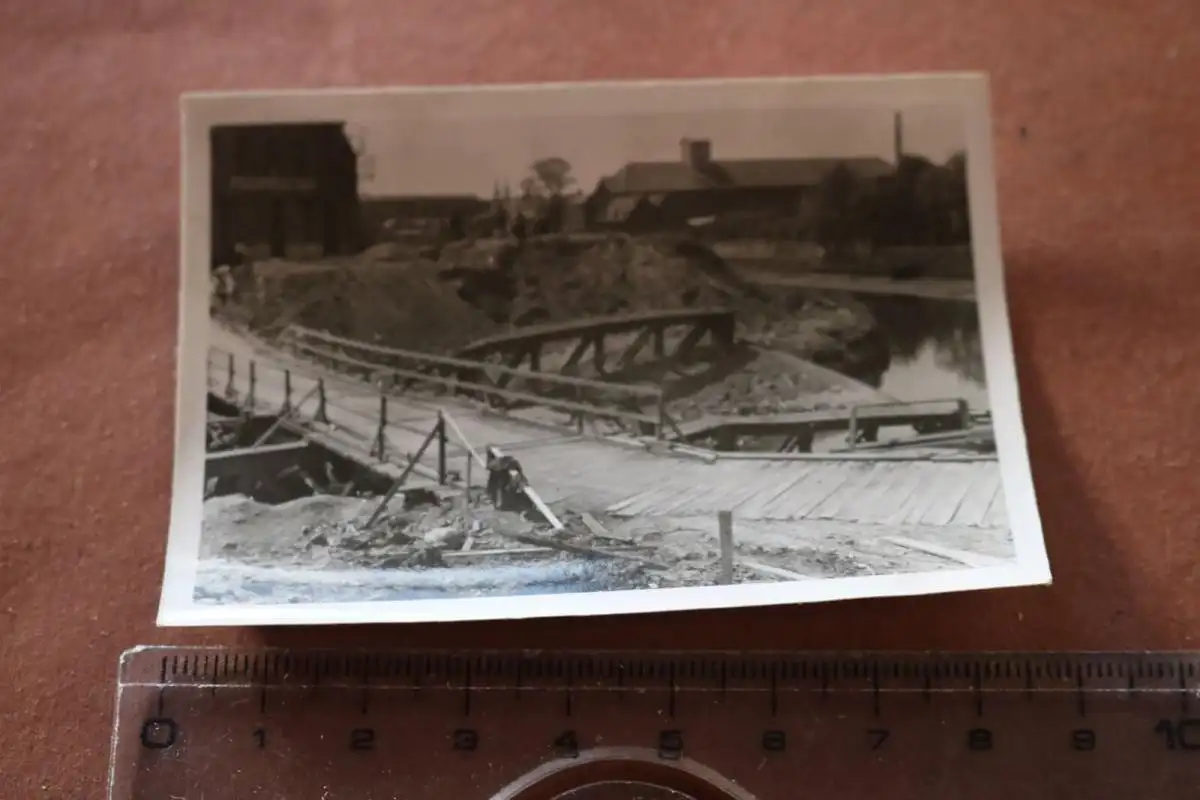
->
(239, 258), (504, 354)
(505, 234), (732, 324)
(670, 347), (889, 420)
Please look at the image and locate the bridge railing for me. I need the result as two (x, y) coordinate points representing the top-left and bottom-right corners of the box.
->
(843, 397), (972, 451)
(207, 346), (474, 484)
(278, 325), (679, 440)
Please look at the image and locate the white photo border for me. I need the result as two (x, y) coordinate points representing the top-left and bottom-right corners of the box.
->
(158, 73), (1050, 627)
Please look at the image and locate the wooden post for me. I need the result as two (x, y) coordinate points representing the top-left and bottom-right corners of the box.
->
(372, 394), (388, 461)
(363, 422), (442, 529)
(436, 411), (447, 485)
(958, 398), (971, 430)
(283, 369), (293, 412)
(225, 352), (236, 399)
(592, 334), (606, 374)
(247, 360), (257, 410)
(656, 394), (667, 441)
(847, 407), (859, 452)
(527, 344), (541, 397)
(718, 510), (734, 585)
(315, 378), (329, 423)
(461, 452), (473, 521)
(251, 383), (319, 448)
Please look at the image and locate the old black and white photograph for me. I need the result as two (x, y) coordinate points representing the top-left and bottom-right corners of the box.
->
(159, 75), (1049, 625)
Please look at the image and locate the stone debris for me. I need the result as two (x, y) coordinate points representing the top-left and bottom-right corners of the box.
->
(203, 486), (738, 590)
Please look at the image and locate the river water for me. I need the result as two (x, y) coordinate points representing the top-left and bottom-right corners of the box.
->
(856, 294), (990, 412)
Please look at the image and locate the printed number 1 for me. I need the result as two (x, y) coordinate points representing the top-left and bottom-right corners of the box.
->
(1156, 719), (1200, 751)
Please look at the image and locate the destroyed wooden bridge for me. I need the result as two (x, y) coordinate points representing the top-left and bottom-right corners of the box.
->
(204, 315), (1010, 546)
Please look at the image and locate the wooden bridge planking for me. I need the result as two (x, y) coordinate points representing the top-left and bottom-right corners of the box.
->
(207, 331), (1008, 539)
(950, 469), (1003, 528)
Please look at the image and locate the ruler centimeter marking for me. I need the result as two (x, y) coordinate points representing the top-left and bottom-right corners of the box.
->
(110, 648), (1200, 800)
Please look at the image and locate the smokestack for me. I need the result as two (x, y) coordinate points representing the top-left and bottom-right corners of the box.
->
(680, 138), (712, 169)
(893, 112), (904, 164)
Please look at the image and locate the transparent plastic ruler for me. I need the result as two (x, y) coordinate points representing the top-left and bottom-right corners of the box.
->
(109, 647), (1200, 798)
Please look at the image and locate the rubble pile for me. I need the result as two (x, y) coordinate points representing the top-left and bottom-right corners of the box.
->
(204, 489), (663, 578)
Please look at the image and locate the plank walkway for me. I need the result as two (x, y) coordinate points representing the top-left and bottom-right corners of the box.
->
(206, 324), (1008, 531)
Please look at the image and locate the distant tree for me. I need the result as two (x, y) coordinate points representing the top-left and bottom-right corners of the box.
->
(529, 156), (575, 195)
(519, 157), (577, 234)
(871, 154), (938, 245)
(814, 163), (869, 254)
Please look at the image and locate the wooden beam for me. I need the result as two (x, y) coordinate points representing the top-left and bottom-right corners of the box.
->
(738, 559), (808, 582)
(618, 327), (654, 368)
(443, 544), (656, 562)
(491, 526), (670, 570)
(205, 441), (310, 481)
(828, 425), (995, 453)
(251, 383), (321, 447)
(363, 421), (442, 529)
(671, 322), (709, 363)
(293, 339), (659, 398)
(494, 346), (529, 389)
(580, 512), (633, 543)
(592, 333), (606, 373)
(295, 343), (662, 427)
(561, 335), (593, 374)
(289, 326), (659, 396)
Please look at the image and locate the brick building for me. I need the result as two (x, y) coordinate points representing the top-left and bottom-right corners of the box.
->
(210, 123), (362, 267)
(586, 137), (895, 233)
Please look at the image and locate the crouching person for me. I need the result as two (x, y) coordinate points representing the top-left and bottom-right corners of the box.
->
(485, 452), (532, 513)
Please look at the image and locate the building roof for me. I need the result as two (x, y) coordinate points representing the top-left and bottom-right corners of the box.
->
(361, 194), (488, 207)
(599, 156), (895, 195)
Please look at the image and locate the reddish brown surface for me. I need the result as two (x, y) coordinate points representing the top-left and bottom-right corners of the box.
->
(1, 2), (1198, 796)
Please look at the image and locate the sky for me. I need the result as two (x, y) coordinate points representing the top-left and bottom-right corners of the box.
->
(348, 105), (966, 199)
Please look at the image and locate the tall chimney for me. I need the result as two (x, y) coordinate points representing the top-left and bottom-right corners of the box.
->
(893, 112), (904, 164)
(680, 138), (712, 168)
